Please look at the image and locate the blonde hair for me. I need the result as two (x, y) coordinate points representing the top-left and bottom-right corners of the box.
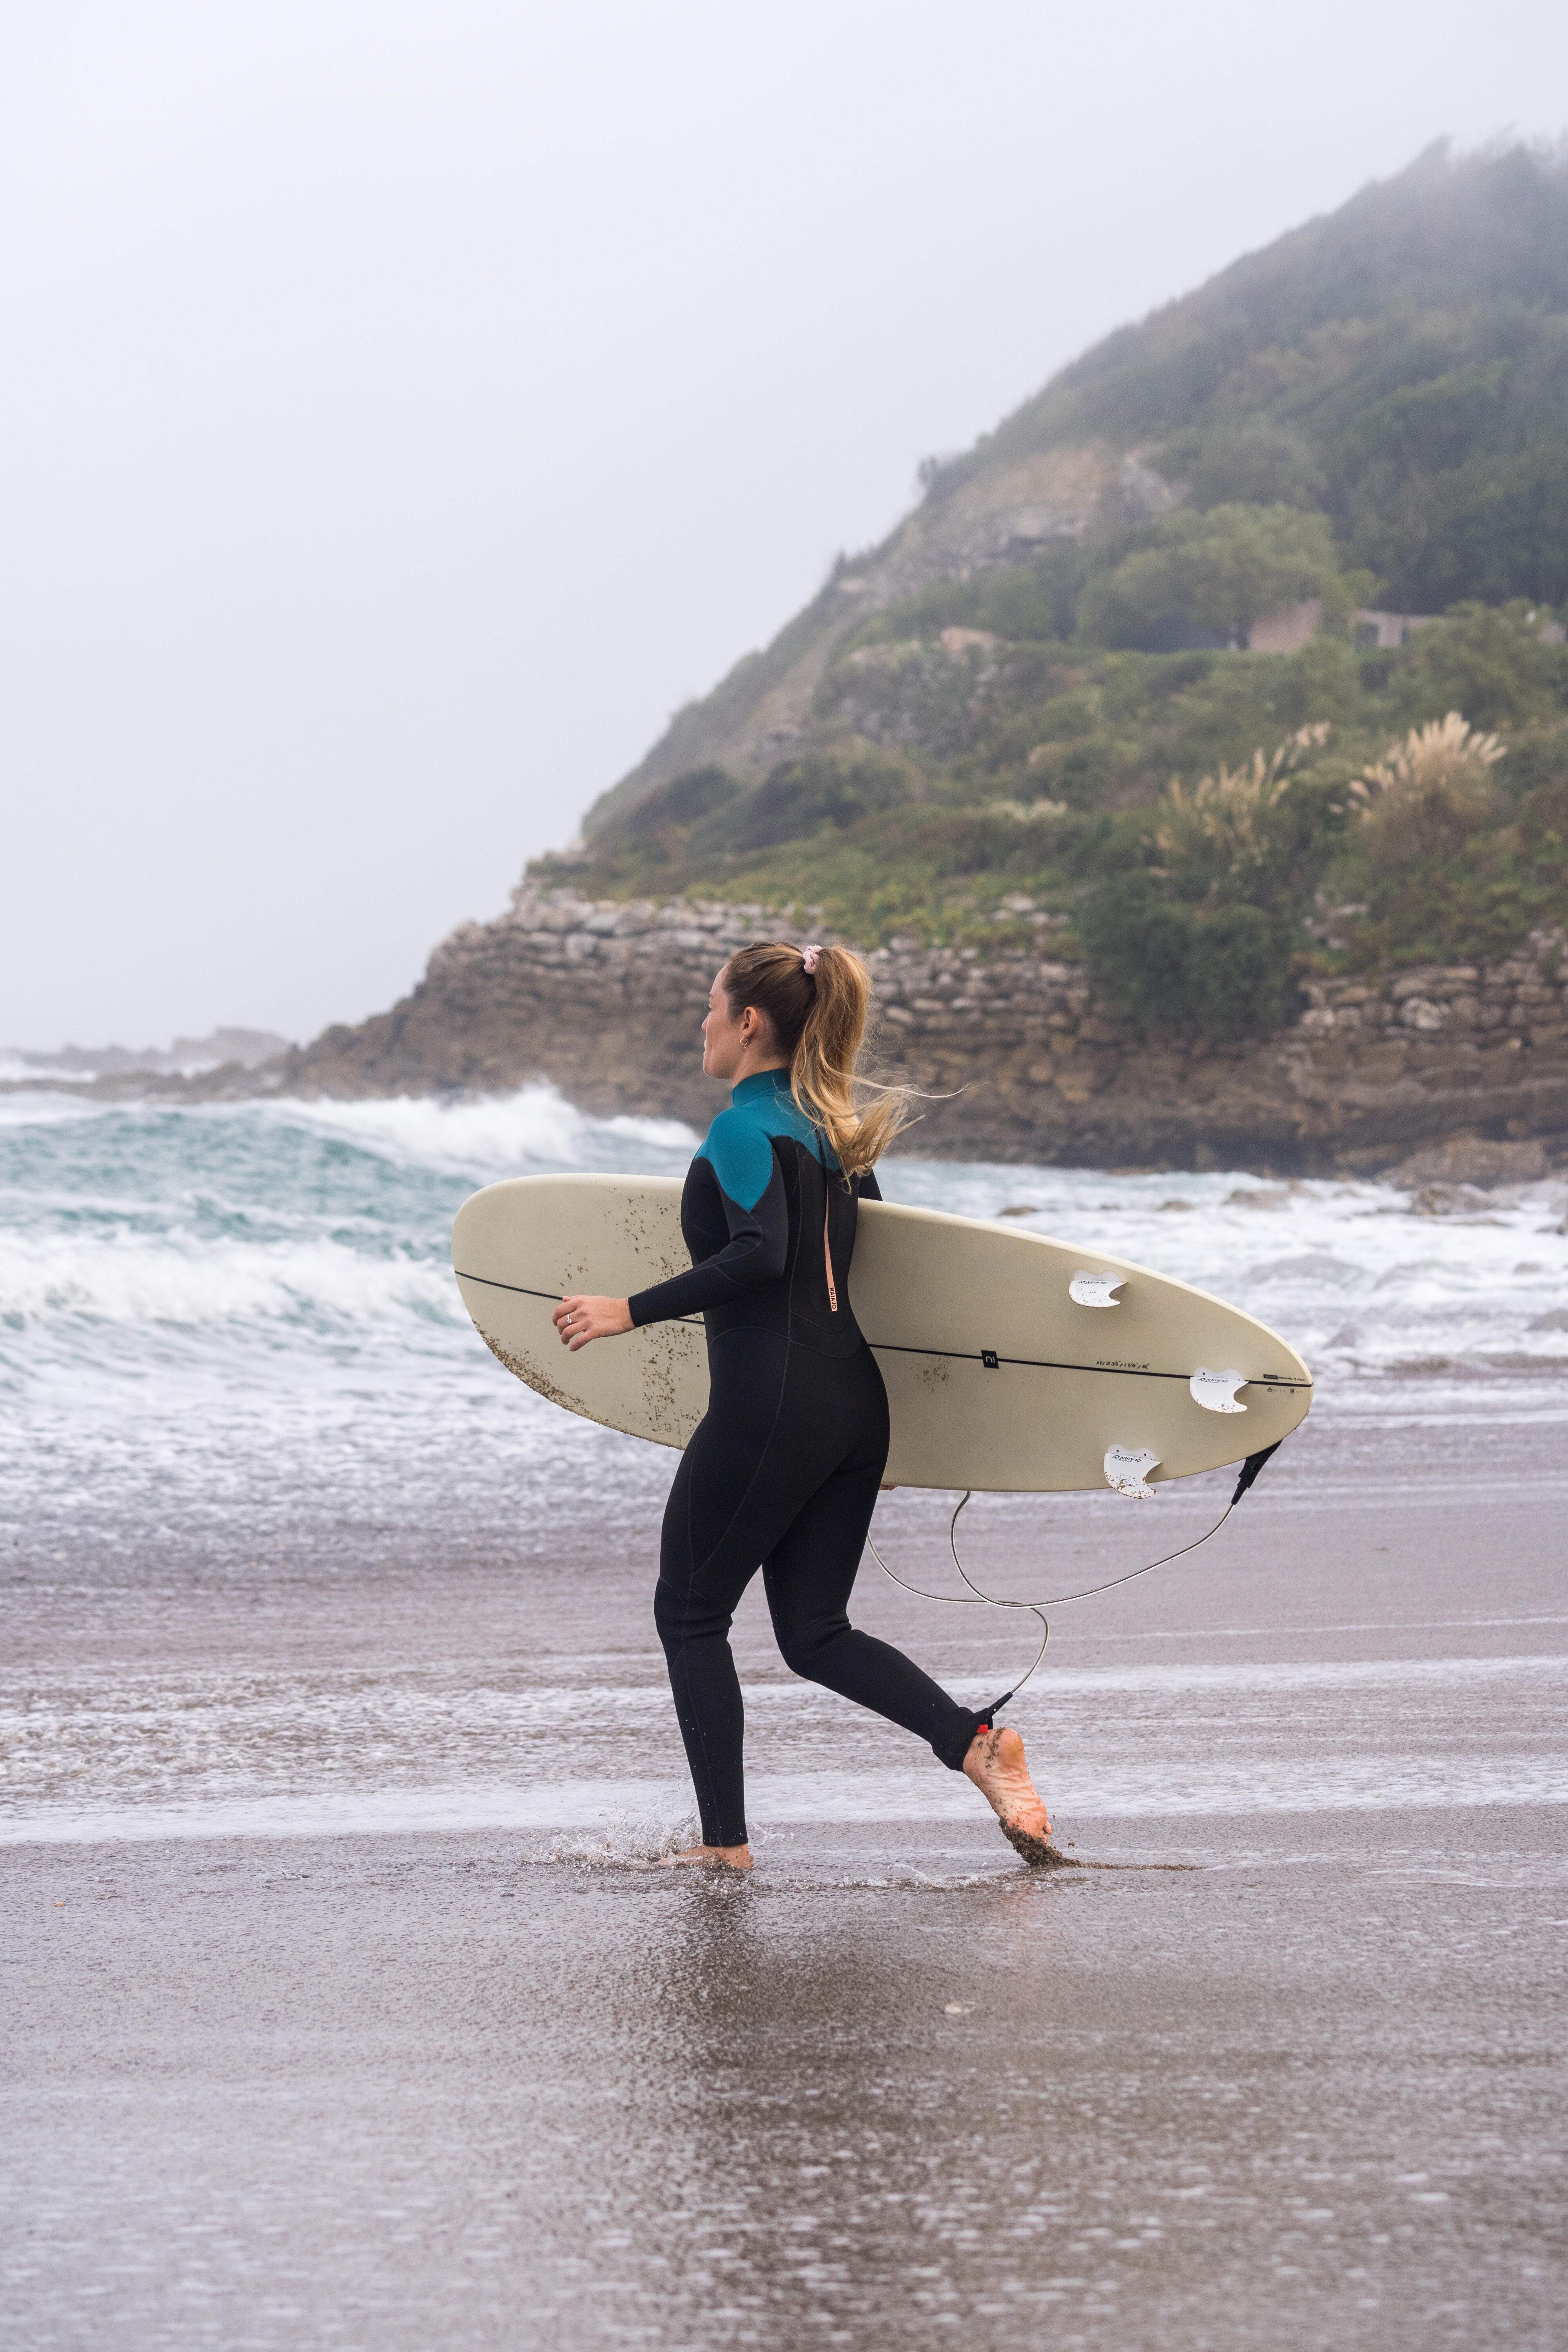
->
(720, 940), (913, 1178)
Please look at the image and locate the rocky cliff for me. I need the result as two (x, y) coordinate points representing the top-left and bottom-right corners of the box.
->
(272, 887), (1568, 1178)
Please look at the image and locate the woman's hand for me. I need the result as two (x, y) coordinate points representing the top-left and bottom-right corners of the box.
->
(553, 1295), (633, 1351)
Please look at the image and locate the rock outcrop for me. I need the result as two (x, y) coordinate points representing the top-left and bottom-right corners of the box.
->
(271, 887), (1568, 1175)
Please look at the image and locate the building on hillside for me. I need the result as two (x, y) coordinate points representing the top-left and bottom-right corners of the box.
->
(1247, 599), (1321, 653)
(1352, 608), (1437, 649)
(1244, 601), (1442, 653)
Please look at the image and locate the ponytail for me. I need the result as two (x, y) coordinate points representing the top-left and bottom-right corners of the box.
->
(719, 939), (914, 1177)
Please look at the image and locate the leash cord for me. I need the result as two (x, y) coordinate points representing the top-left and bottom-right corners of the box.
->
(865, 1489), (1238, 1706)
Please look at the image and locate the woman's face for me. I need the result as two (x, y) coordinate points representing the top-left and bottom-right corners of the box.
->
(702, 965), (768, 1080)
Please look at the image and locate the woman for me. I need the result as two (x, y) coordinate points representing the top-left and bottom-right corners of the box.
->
(552, 940), (1054, 1871)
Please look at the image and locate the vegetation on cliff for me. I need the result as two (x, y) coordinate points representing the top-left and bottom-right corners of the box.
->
(545, 604), (1568, 1033)
(919, 142), (1568, 617)
(534, 145), (1568, 1038)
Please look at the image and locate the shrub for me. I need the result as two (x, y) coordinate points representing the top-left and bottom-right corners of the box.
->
(1152, 724), (1333, 909)
(619, 766), (740, 839)
(1386, 603), (1568, 733)
(849, 546), (1088, 648)
(1078, 877), (1191, 1018)
(707, 754), (916, 854)
(1185, 422), (1328, 512)
(1081, 505), (1343, 651)
(1078, 876), (1299, 1038)
(1183, 904), (1302, 1034)
(1348, 711), (1505, 862)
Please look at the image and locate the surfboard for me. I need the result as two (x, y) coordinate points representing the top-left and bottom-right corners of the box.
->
(452, 1174), (1312, 1495)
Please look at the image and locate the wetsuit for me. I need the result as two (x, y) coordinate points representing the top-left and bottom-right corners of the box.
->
(627, 1067), (989, 1848)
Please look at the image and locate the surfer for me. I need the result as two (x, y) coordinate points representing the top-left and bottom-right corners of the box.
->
(552, 941), (1054, 1872)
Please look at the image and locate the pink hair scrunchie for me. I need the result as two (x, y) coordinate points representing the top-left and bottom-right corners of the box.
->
(801, 944), (822, 974)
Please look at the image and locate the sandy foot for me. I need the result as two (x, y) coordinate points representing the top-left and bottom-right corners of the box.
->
(658, 1844), (755, 1872)
(963, 1726), (1065, 1867)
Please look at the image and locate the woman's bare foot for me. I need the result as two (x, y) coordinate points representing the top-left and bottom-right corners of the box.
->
(659, 1842), (754, 1871)
(963, 1726), (1057, 1866)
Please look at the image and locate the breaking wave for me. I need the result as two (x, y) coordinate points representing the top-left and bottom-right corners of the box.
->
(1, 1082), (1565, 1425)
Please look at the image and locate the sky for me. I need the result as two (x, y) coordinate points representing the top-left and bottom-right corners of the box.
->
(4, 1), (1567, 1053)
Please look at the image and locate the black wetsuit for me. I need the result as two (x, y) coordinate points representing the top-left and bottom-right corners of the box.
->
(627, 1068), (989, 1847)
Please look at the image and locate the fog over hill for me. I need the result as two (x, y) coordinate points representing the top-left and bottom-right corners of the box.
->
(584, 142), (1568, 837)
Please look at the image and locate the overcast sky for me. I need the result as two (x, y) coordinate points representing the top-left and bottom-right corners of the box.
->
(4, 0), (1566, 1052)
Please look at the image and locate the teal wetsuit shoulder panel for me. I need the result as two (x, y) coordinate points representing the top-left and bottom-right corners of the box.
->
(695, 1070), (838, 1209)
(695, 1108), (777, 1215)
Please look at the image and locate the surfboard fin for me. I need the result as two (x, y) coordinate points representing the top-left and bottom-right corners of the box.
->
(1230, 1441), (1283, 1504)
(1190, 1366), (1247, 1414)
(1069, 1269), (1125, 1308)
(1104, 1445), (1161, 1498)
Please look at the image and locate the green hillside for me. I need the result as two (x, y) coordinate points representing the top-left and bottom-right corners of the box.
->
(536, 144), (1568, 1034)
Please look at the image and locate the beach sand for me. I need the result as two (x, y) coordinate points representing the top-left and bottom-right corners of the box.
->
(4, 1418), (1565, 2349)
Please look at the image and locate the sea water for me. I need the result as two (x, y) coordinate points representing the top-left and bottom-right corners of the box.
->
(3, 1085), (1566, 1849)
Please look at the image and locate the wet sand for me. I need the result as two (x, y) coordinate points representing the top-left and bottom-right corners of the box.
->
(3, 1419), (1566, 2348)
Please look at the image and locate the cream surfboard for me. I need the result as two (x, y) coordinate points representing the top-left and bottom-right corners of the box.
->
(452, 1175), (1311, 1495)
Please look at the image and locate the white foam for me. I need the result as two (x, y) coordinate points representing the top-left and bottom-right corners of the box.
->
(0, 1059), (84, 1085)
(0, 1089), (106, 1127)
(272, 1085), (696, 1174)
(0, 1227), (459, 1330)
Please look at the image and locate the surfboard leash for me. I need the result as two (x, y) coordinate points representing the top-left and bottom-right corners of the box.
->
(866, 1443), (1285, 1710)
